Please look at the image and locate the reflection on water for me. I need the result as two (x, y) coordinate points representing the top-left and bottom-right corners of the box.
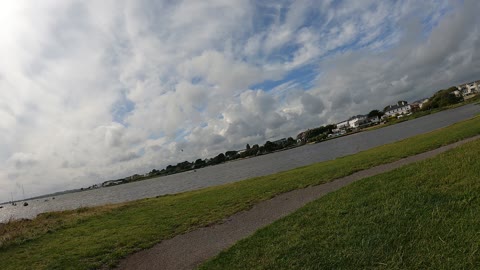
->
(1, 104), (479, 223)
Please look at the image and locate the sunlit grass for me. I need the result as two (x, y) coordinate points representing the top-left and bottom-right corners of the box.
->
(201, 138), (480, 269)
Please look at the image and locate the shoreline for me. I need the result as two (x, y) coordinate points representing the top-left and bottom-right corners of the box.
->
(1, 103), (480, 224)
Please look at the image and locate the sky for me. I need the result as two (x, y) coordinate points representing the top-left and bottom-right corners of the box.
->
(1, 0), (480, 202)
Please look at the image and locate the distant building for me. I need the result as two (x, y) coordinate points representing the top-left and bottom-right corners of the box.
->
(336, 120), (349, 130)
(383, 101), (412, 118)
(367, 115), (380, 124)
(410, 98), (429, 111)
(457, 80), (479, 96)
(348, 115), (368, 129)
(333, 115), (369, 133)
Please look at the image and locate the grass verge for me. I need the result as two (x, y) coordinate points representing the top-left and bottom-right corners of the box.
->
(1, 116), (480, 269)
(200, 138), (480, 269)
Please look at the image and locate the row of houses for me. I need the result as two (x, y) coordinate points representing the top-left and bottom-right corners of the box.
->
(382, 98), (431, 118)
(332, 114), (380, 134)
(332, 98), (429, 135)
(304, 79), (479, 140)
(383, 100), (411, 118)
(457, 80), (480, 97)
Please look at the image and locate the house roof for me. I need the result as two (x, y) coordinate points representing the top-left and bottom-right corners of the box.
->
(384, 104), (410, 112)
(411, 98), (428, 105)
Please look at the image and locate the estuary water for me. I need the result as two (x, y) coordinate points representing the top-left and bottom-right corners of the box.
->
(1, 104), (479, 223)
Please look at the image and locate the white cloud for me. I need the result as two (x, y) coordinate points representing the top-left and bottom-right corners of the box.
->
(0, 0), (478, 201)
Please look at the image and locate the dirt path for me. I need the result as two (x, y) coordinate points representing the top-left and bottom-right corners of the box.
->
(116, 135), (480, 270)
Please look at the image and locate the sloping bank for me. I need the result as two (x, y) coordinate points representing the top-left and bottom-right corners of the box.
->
(1, 115), (480, 269)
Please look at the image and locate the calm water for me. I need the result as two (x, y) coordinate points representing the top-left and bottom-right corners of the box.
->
(1, 104), (480, 223)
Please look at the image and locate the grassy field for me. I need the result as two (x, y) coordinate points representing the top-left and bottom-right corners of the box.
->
(1, 115), (480, 269)
(200, 138), (480, 270)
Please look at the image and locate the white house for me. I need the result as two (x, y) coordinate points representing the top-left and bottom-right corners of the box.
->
(457, 80), (479, 96)
(383, 101), (411, 117)
(334, 115), (368, 132)
(336, 120), (349, 130)
(348, 115), (368, 129)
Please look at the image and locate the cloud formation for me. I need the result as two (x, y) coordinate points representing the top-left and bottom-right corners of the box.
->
(1, 0), (479, 201)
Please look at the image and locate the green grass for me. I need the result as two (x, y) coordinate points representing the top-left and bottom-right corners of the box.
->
(1, 116), (480, 269)
(200, 138), (480, 270)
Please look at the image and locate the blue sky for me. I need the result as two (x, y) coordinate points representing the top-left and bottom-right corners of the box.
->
(1, 0), (480, 201)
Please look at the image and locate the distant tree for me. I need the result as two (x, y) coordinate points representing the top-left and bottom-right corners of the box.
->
(215, 153), (226, 163)
(422, 87), (462, 110)
(242, 144), (260, 157)
(225, 150), (238, 159)
(310, 133), (328, 142)
(148, 169), (160, 176)
(368, 109), (384, 118)
(264, 141), (276, 152)
(194, 158), (206, 168)
(176, 161), (192, 171)
(325, 124), (336, 133)
(304, 126), (332, 140)
(207, 153), (226, 165)
(165, 165), (175, 172)
(286, 137), (296, 146)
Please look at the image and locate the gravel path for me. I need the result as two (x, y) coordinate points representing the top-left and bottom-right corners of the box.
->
(116, 135), (480, 270)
